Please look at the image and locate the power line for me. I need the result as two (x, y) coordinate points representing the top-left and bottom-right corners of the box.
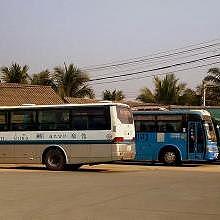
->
(83, 39), (220, 71)
(83, 38), (220, 69)
(88, 47), (220, 78)
(90, 60), (220, 85)
(89, 53), (220, 82)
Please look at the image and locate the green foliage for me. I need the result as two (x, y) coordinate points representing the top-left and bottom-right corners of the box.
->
(137, 73), (199, 105)
(178, 88), (200, 105)
(203, 67), (220, 105)
(136, 87), (155, 103)
(103, 89), (125, 101)
(31, 70), (55, 87)
(0, 63), (30, 83)
(154, 74), (186, 104)
(53, 63), (95, 98)
(204, 68), (220, 84)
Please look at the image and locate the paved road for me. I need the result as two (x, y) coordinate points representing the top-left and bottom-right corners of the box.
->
(0, 163), (220, 220)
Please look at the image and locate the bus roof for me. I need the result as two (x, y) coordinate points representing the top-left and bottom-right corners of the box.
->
(133, 109), (211, 117)
(0, 102), (129, 110)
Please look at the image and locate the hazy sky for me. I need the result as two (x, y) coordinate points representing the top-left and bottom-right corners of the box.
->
(0, 0), (220, 99)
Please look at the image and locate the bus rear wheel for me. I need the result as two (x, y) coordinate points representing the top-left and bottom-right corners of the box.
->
(160, 149), (181, 166)
(45, 148), (66, 171)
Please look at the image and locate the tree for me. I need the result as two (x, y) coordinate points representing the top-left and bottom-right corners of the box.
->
(0, 63), (30, 83)
(136, 87), (155, 103)
(31, 70), (54, 87)
(154, 74), (186, 104)
(178, 88), (200, 106)
(137, 74), (188, 105)
(103, 89), (125, 101)
(136, 73), (202, 105)
(203, 67), (220, 105)
(53, 63), (95, 98)
(204, 67), (220, 84)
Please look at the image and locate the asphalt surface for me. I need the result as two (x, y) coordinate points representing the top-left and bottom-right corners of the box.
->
(0, 162), (220, 220)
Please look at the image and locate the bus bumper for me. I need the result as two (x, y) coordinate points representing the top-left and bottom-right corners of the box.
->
(112, 143), (136, 160)
(205, 152), (219, 160)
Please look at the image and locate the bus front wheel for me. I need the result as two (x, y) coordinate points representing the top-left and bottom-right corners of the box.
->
(45, 148), (66, 171)
(160, 149), (181, 166)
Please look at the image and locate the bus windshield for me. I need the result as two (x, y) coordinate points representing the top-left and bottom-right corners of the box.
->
(116, 106), (133, 124)
(204, 118), (217, 142)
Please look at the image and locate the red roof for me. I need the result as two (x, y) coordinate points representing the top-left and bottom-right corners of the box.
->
(0, 83), (64, 106)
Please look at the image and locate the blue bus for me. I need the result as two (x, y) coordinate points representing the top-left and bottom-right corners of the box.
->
(134, 110), (219, 165)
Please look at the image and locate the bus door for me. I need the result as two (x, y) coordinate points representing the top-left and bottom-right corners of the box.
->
(188, 121), (206, 160)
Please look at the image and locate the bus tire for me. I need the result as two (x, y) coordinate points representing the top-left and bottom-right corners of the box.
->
(44, 148), (66, 171)
(160, 148), (181, 166)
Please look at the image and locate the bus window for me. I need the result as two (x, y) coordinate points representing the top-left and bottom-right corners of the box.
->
(89, 114), (110, 130)
(72, 115), (88, 130)
(0, 112), (8, 131)
(157, 121), (182, 133)
(11, 111), (36, 131)
(135, 121), (156, 132)
(72, 107), (111, 130)
(117, 106), (133, 124)
(38, 110), (70, 130)
(88, 107), (110, 130)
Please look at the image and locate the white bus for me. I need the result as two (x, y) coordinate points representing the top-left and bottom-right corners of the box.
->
(0, 103), (135, 170)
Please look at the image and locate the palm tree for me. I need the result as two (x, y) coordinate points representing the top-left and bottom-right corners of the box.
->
(136, 74), (195, 105)
(31, 70), (55, 88)
(103, 89), (125, 101)
(136, 87), (155, 103)
(1, 63), (30, 83)
(154, 74), (186, 104)
(53, 63), (94, 98)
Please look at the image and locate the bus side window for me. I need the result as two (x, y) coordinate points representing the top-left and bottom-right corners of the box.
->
(72, 115), (88, 130)
(0, 112), (8, 131)
(38, 110), (70, 131)
(11, 111), (37, 131)
(134, 121), (156, 132)
(157, 121), (182, 133)
(89, 115), (108, 130)
(72, 107), (111, 130)
(141, 121), (156, 132)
